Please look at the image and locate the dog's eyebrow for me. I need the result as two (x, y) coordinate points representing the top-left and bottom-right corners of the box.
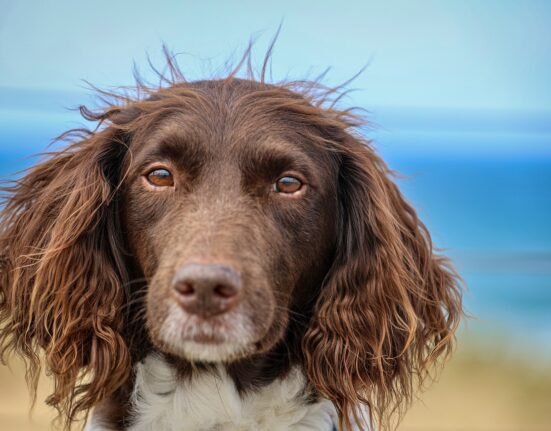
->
(132, 133), (207, 176)
(239, 139), (320, 186)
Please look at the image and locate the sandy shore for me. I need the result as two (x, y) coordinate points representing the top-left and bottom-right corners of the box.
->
(1, 340), (550, 430)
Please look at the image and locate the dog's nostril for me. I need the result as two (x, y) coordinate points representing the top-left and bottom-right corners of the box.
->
(175, 282), (195, 296)
(213, 283), (237, 299)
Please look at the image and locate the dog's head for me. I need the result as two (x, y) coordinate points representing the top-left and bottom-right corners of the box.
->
(0, 69), (462, 429)
(122, 80), (340, 364)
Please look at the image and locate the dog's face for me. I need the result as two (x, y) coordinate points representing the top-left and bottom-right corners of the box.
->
(121, 82), (338, 361)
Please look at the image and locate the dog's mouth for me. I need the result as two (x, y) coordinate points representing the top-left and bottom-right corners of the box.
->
(189, 332), (224, 344)
(179, 315), (236, 344)
(155, 302), (259, 362)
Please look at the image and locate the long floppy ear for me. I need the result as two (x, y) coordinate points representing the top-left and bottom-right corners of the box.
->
(303, 133), (463, 430)
(0, 118), (132, 426)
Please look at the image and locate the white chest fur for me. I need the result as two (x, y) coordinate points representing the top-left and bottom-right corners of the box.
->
(123, 354), (337, 431)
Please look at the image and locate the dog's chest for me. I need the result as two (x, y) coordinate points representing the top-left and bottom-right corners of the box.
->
(127, 355), (337, 431)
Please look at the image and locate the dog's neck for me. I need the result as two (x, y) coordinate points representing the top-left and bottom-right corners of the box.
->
(85, 353), (337, 431)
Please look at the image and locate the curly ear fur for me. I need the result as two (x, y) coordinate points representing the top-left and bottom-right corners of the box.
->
(303, 133), (463, 430)
(0, 123), (131, 426)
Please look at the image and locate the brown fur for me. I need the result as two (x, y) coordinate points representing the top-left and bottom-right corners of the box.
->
(0, 48), (462, 430)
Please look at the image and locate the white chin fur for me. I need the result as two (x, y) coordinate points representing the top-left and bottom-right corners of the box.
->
(177, 340), (254, 362)
(159, 303), (256, 362)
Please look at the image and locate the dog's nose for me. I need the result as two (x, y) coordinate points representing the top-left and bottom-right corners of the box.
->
(172, 263), (242, 317)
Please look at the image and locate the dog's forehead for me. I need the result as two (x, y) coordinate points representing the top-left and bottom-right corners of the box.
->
(142, 79), (309, 138)
(132, 105), (325, 169)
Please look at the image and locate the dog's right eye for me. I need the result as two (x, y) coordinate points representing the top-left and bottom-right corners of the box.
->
(145, 168), (174, 188)
(274, 176), (303, 194)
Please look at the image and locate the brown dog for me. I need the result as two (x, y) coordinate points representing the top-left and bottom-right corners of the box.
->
(0, 52), (462, 431)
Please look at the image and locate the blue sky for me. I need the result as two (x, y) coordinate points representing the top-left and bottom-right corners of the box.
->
(1, 1), (550, 159)
(1, 0), (550, 112)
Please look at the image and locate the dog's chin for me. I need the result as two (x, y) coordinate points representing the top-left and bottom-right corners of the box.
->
(155, 303), (259, 363)
(174, 340), (256, 363)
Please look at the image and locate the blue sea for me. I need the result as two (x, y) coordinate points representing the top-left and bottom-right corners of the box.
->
(1, 93), (550, 351)
(390, 157), (551, 348)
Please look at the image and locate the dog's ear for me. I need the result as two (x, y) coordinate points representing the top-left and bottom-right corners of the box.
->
(302, 133), (463, 430)
(0, 111), (135, 425)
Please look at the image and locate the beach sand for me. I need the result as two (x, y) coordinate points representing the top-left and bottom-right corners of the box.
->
(1, 341), (550, 430)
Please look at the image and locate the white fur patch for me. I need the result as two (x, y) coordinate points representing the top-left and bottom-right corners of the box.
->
(126, 354), (337, 431)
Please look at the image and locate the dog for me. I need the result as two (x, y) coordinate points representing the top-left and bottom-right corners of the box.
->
(0, 52), (462, 430)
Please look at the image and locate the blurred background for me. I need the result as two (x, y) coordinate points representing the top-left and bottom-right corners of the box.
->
(1, 1), (550, 430)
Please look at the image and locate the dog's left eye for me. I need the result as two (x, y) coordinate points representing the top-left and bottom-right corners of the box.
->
(145, 168), (174, 187)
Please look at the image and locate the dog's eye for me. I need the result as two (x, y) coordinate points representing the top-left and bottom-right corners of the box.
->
(274, 176), (302, 194)
(146, 168), (174, 187)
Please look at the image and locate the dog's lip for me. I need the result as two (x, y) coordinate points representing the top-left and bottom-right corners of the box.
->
(178, 315), (229, 344)
(187, 333), (225, 344)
